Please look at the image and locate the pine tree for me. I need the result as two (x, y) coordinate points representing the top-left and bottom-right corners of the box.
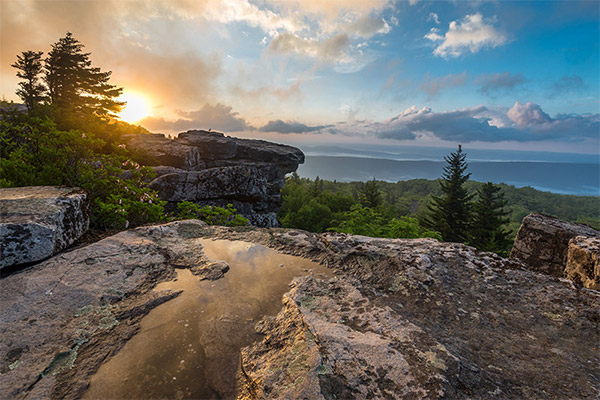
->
(308, 176), (324, 198)
(11, 51), (46, 112)
(44, 32), (124, 117)
(470, 182), (511, 255)
(424, 145), (473, 242)
(359, 178), (383, 208)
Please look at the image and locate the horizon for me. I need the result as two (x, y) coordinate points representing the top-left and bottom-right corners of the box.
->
(1, 0), (599, 155)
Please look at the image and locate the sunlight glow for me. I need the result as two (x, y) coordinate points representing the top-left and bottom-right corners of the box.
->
(119, 92), (152, 123)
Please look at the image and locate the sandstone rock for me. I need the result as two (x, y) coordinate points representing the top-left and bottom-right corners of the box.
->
(149, 166), (269, 203)
(565, 236), (600, 290)
(124, 130), (304, 227)
(0, 186), (90, 269)
(2, 222), (598, 399)
(510, 213), (599, 277)
(0, 220), (231, 399)
(235, 231), (600, 399)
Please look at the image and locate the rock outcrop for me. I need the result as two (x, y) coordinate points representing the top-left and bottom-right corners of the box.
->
(0, 186), (89, 269)
(1, 221), (598, 399)
(565, 236), (600, 290)
(124, 130), (304, 227)
(510, 213), (599, 277)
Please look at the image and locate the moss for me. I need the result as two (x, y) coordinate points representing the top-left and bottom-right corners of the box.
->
(74, 305), (95, 317)
(543, 312), (562, 321)
(98, 315), (119, 330)
(177, 222), (209, 239)
(316, 364), (333, 375)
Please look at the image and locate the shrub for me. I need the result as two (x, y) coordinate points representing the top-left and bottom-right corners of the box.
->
(175, 201), (249, 227)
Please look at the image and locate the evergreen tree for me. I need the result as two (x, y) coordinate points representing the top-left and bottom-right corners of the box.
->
(359, 178), (383, 208)
(470, 182), (511, 255)
(11, 51), (46, 112)
(308, 176), (324, 198)
(44, 32), (124, 117)
(424, 145), (473, 242)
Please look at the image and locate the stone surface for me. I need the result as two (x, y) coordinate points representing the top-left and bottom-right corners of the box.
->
(0, 186), (90, 269)
(234, 231), (599, 399)
(565, 236), (600, 290)
(0, 220), (231, 399)
(510, 213), (599, 277)
(1, 221), (598, 399)
(124, 130), (304, 227)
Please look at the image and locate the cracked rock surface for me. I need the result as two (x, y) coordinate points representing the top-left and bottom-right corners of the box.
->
(0, 221), (598, 399)
(0, 186), (90, 269)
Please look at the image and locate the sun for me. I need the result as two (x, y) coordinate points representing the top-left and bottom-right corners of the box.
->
(119, 92), (152, 123)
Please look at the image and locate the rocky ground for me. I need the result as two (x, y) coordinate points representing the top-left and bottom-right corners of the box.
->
(1, 220), (599, 399)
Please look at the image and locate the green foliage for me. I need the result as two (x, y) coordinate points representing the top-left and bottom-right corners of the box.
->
(0, 110), (166, 230)
(11, 51), (46, 112)
(280, 175), (441, 240)
(359, 178), (383, 208)
(470, 182), (512, 255)
(424, 145), (473, 242)
(175, 202), (249, 226)
(281, 172), (598, 255)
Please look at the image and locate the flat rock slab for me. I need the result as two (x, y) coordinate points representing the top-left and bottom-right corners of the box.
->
(510, 213), (600, 277)
(0, 186), (90, 269)
(0, 220), (229, 399)
(1, 222), (598, 399)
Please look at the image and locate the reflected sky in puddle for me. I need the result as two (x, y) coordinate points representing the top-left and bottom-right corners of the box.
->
(84, 239), (331, 399)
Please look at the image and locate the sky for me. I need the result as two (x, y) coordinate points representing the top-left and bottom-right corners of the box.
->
(1, 0), (599, 154)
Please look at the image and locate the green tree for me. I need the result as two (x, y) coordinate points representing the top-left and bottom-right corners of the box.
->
(44, 32), (124, 118)
(308, 176), (324, 198)
(423, 145), (473, 242)
(470, 182), (511, 255)
(11, 51), (46, 112)
(359, 178), (383, 208)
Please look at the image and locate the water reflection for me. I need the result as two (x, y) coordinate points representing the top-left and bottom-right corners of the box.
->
(84, 239), (331, 399)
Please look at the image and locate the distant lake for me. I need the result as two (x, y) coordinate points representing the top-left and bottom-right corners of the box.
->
(297, 155), (600, 196)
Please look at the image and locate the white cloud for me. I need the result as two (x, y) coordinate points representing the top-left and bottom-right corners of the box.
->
(140, 103), (252, 133)
(315, 102), (599, 143)
(425, 13), (507, 58)
(507, 101), (552, 128)
(427, 12), (439, 24)
(269, 33), (352, 63)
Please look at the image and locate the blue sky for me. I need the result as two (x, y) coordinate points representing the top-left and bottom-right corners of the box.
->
(1, 0), (598, 154)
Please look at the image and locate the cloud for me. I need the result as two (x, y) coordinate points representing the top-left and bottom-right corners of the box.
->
(548, 75), (586, 98)
(259, 119), (330, 133)
(269, 33), (352, 63)
(264, 1), (395, 68)
(427, 12), (439, 24)
(324, 102), (599, 143)
(419, 72), (467, 99)
(425, 13), (507, 58)
(476, 72), (527, 95)
(506, 101), (551, 128)
(140, 103), (251, 133)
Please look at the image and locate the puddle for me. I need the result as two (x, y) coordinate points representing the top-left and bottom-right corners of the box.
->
(84, 239), (332, 399)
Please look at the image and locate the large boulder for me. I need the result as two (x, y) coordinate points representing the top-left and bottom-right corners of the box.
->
(123, 130), (304, 227)
(565, 236), (600, 290)
(510, 213), (599, 277)
(0, 186), (89, 269)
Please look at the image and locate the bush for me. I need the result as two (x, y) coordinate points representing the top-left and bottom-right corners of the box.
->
(175, 201), (249, 227)
(0, 110), (166, 230)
